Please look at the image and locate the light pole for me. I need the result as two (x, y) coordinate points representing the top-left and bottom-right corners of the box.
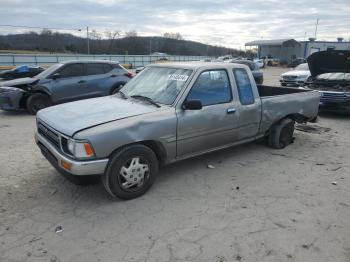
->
(86, 26), (90, 55)
(314, 18), (319, 40)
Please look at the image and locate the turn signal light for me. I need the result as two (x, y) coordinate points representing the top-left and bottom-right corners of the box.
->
(60, 160), (72, 170)
(83, 143), (94, 157)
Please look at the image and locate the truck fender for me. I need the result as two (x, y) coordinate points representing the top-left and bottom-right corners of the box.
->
(108, 140), (167, 166)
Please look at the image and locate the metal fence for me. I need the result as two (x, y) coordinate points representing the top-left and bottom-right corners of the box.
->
(0, 54), (212, 69)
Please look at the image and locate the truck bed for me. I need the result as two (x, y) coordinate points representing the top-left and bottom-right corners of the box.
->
(257, 85), (308, 97)
(257, 85), (320, 134)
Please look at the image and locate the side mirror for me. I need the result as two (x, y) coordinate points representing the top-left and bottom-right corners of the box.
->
(183, 100), (202, 110)
(51, 73), (61, 79)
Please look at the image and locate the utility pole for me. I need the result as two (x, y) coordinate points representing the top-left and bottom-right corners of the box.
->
(149, 38), (152, 54)
(87, 26), (90, 54)
(314, 19), (319, 40)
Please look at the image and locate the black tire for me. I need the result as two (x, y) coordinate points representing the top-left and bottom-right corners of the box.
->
(102, 144), (159, 200)
(110, 83), (124, 95)
(268, 118), (295, 149)
(256, 76), (263, 85)
(26, 93), (51, 115)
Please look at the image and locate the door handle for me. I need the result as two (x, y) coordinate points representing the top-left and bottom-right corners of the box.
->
(227, 108), (236, 114)
(110, 74), (117, 77)
(78, 80), (86, 84)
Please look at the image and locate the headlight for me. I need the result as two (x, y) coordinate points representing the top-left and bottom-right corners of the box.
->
(65, 139), (94, 159)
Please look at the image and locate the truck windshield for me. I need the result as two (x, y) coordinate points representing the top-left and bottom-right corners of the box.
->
(121, 67), (193, 105)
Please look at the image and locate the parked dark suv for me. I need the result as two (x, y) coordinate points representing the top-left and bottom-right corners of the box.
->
(0, 60), (133, 114)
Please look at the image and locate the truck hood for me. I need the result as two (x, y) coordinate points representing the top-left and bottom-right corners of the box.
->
(282, 70), (310, 77)
(307, 50), (350, 77)
(37, 96), (158, 137)
(0, 77), (39, 87)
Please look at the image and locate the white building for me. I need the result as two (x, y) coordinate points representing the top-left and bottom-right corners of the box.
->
(245, 38), (350, 63)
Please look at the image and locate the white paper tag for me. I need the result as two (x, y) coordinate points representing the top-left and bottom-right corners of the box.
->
(168, 74), (189, 81)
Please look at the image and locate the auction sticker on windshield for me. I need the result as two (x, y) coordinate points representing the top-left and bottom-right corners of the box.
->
(168, 74), (189, 81)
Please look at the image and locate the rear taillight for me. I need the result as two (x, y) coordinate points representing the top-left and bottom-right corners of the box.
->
(124, 72), (134, 78)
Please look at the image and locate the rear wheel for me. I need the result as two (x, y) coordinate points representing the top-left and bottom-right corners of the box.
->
(268, 118), (295, 149)
(256, 76), (264, 85)
(26, 93), (51, 115)
(102, 144), (159, 200)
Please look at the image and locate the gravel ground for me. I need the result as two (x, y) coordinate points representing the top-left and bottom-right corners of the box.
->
(0, 67), (349, 262)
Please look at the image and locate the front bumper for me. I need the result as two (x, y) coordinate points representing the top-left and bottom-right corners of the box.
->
(0, 88), (24, 110)
(319, 101), (350, 113)
(35, 131), (108, 176)
(319, 91), (350, 113)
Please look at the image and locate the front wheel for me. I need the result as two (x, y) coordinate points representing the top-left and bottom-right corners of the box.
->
(26, 93), (51, 115)
(102, 144), (159, 200)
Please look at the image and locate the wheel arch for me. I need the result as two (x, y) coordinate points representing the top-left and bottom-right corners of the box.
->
(110, 82), (126, 94)
(265, 114), (303, 137)
(19, 90), (52, 109)
(108, 140), (167, 166)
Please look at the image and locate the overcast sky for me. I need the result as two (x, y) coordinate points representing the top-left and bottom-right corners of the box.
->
(0, 0), (349, 48)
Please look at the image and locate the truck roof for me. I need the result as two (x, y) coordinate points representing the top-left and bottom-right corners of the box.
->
(147, 61), (248, 70)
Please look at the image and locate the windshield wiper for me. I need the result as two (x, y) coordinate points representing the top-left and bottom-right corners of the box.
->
(130, 95), (161, 108)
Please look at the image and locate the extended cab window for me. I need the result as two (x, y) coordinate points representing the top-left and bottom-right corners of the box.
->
(187, 70), (232, 106)
(58, 64), (84, 78)
(233, 69), (255, 105)
(85, 63), (106, 75)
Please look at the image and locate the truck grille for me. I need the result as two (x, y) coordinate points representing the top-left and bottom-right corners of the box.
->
(37, 122), (60, 149)
(320, 92), (350, 102)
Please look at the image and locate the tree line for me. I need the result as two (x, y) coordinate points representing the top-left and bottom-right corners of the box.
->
(0, 30), (247, 57)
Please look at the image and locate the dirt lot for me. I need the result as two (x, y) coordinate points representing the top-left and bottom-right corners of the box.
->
(0, 67), (349, 262)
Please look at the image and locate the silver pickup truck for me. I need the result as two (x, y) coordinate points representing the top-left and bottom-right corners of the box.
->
(35, 62), (320, 199)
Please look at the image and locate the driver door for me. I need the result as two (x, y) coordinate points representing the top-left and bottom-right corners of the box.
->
(176, 69), (240, 157)
(50, 63), (87, 103)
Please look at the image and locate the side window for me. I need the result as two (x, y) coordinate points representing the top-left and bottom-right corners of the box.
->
(103, 64), (114, 73)
(187, 70), (232, 106)
(233, 69), (255, 105)
(85, 63), (106, 75)
(58, 64), (84, 78)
